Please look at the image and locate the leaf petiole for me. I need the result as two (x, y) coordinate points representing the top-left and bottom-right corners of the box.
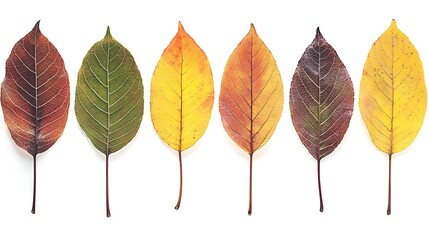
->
(387, 154), (392, 215)
(31, 155), (37, 214)
(174, 151), (183, 210)
(248, 154), (253, 216)
(106, 153), (111, 218)
(317, 159), (324, 212)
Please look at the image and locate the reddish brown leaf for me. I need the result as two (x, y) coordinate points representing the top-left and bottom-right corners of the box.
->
(0, 21), (70, 214)
(289, 28), (354, 212)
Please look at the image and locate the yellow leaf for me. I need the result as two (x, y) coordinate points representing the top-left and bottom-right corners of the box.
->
(359, 19), (426, 154)
(150, 22), (214, 210)
(359, 19), (427, 215)
(151, 22), (214, 151)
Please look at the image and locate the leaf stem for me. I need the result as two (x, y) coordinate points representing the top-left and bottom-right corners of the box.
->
(106, 153), (111, 218)
(248, 153), (253, 216)
(387, 154), (392, 215)
(317, 159), (324, 212)
(174, 151), (183, 210)
(31, 154), (37, 214)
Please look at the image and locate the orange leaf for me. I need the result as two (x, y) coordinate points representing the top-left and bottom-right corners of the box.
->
(219, 24), (284, 215)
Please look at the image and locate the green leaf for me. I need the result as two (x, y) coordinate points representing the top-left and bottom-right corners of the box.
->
(75, 26), (144, 154)
(75, 26), (144, 217)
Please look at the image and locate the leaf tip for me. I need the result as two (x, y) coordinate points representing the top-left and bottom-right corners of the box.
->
(33, 20), (41, 31)
(390, 19), (397, 29)
(176, 21), (187, 38)
(316, 27), (323, 39)
(105, 26), (112, 39)
(250, 23), (256, 33)
(178, 21), (184, 31)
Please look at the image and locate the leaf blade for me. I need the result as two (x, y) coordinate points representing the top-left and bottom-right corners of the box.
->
(359, 20), (427, 154)
(1, 21), (70, 156)
(75, 26), (144, 154)
(219, 24), (284, 155)
(150, 22), (214, 152)
(290, 28), (354, 160)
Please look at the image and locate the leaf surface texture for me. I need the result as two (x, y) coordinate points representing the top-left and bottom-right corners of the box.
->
(219, 24), (283, 154)
(75, 27), (144, 154)
(359, 20), (426, 154)
(290, 28), (354, 160)
(1, 21), (70, 156)
(150, 22), (214, 152)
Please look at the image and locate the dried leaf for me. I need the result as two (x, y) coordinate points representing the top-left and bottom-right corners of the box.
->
(359, 20), (426, 215)
(219, 24), (284, 215)
(150, 22), (214, 210)
(290, 28), (354, 212)
(75, 27), (144, 217)
(0, 21), (70, 214)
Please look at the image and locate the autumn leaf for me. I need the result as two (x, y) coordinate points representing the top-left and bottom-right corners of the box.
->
(0, 21), (70, 214)
(359, 20), (426, 215)
(219, 24), (284, 215)
(290, 27), (354, 212)
(75, 27), (144, 217)
(150, 22), (214, 210)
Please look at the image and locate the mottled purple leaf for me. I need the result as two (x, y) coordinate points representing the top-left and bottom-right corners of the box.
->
(289, 28), (354, 212)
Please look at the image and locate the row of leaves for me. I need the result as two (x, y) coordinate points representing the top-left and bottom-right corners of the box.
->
(1, 20), (425, 217)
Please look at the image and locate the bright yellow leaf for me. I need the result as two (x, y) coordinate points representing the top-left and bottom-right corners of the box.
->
(359, 20), (427, 215)
(359, 19), (427, 155)
(150, 22), (214, 152)
(150, 22), (214, 210)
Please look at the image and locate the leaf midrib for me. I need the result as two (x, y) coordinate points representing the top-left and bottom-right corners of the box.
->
(106, 36), (111, 156)
(317, 37), (321, 161)
(249, 33), (254, 155)
(33, 27), (39, 156)
(178, 35), (184, 152)
(389, 28), (395, 155)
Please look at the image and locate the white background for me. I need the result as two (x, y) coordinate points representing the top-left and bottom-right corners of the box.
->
(0, 0), (428, 239)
